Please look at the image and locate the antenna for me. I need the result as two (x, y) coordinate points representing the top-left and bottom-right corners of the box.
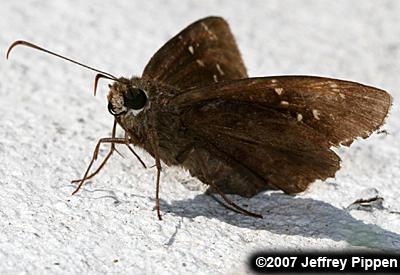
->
(6, 40), (118, 80)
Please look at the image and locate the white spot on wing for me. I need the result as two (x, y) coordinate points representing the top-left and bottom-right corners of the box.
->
(216, 64), (225, 76)
(274, 88), (283, 95)
(297, 113), (303, 121)
(330, 82), (341, 92)
(196, 59), (205, 67)
(213, 74), (218, 82)
(201, 22), (209, 31)
(330, 83), (338, 88)
(280, 101), (289, 107)
(201, 22), (217, 40)
(188, 45), (194, 55)
(312, 109), (321, 120)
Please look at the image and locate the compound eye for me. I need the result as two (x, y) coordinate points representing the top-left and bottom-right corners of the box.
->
(123, 87), (147, 110)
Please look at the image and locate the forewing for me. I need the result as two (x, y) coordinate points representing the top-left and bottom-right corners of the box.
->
(142, 16), (247, 90)
(172, 76), (392, 147)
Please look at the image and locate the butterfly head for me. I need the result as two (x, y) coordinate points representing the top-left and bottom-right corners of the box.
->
(107, 78), (148, 117)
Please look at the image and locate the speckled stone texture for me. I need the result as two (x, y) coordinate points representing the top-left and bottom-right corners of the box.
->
(0, 1), (399, 274)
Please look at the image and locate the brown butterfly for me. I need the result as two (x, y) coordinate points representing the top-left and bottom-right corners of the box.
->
(7, 16), (392, 220)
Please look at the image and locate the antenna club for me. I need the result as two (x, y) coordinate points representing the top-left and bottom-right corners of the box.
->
(6, 40), (25, 59)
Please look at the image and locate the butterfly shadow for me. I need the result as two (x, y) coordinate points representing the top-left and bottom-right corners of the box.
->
(163, 192), (400, 251)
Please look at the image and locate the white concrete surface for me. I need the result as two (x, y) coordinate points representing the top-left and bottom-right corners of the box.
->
(1, 1), (399, 274)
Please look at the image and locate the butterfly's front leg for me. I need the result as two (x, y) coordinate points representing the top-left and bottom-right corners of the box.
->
(71, 120), (146, 195)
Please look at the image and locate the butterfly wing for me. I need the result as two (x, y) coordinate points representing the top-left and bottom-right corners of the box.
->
(142, 16), (247, 90)
(173, 76), (391, 146)
(172, 76), (391, 195)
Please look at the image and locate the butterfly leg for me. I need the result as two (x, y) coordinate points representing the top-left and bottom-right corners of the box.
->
(71, 119), (118, 188)
(147, 127), (163, 220)
(71, 139), (146, 184)
(71, 145), (115, 184)
(124, 132), (147, 169)
(71, 120), (146, 195)
(71, 137), (134, 195)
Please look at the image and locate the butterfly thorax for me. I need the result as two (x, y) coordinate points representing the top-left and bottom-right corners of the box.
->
(110, 77), (190, 165)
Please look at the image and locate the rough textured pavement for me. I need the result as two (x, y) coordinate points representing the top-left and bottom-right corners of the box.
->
(1, 1), (399, 274)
